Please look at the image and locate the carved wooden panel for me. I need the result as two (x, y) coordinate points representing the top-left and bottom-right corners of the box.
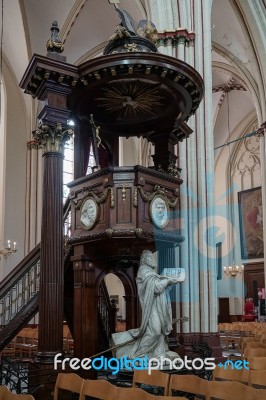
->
(115, 186), (134, 225)
(68, 166), (183, 257)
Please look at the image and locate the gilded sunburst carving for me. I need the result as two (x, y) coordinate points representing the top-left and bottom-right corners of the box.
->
(96, 80), (162, 117)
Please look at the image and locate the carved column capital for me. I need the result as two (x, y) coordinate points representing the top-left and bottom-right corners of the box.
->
(157, 29), (195, 47)
(32, 122), (73, 154)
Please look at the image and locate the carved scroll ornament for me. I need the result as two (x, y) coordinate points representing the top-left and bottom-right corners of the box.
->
(71, 187), (115, 210)
(134, 185), (179, 208)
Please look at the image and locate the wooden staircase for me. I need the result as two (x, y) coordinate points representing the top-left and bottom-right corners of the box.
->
(0, 198), (113, 354)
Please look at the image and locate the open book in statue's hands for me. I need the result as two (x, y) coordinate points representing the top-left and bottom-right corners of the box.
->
(161, 268), (185, 282)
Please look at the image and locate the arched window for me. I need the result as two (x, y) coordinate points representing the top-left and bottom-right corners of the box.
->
(86, 142), (96, 175)
(63, 140), (74, 202)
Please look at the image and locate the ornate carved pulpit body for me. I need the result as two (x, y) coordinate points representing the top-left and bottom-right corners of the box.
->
(67, 21), (204, 362)
(20, 12), (204, 370)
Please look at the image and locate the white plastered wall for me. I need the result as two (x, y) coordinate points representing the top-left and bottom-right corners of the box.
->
(215, 114), (261, 313)
(0, 59), (30, 279)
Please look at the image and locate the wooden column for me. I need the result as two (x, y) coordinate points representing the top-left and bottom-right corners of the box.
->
(71, 251), (98, 378)
(19, 49), (78, 364)
(123, 295), (138, 330)
(34, 123), (73, 363)
(152, 132), (178, 171)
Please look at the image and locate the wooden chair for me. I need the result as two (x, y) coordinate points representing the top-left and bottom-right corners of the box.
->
(15, 329), (34, 358)
(259, 338), (266, 346)
(79, 379), (118, 400)
(244, 342), (265, 352)
(240, 337), (260, 353)
(244, 349), (266, 359)
(219, 323), (235, 350)
(168, 374), (210, 398)
(231, 324), (244, 350)
(116, 387), (156, 400)
(256, 389), (266, 400)
(19, 329), (38, 358)
(208, 380), (256, 400)
(0, 386), (11, 400)
(53, 372), (84, 400)
(157, 397), (188, 400)
(248, 357), (266, 370)
(1, 340), (15, 358)
(0, 386), (34, 400)
(132, 369), (170, 395)
(212, 365), (249, 384)
(248, 369), (266, 389)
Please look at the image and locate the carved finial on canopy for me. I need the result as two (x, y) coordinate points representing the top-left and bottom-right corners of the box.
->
(105, 7), (158, 53)
(46, 21), (64, 53)
(137, 20), (159, 44)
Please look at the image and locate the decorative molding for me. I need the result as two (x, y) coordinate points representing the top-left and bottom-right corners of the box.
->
(121, 185), (128, 202)
(134, 165), (183, 185)
(212, 83), (246, 93)
(30, 122), (73, 154)
(157, 29), (195, 47)
(215, 77), (235, 107)
(19, 54), (78, 98)
(68, 229), (185, 244)
(133, 187), (138, 207)
(137, 185), (179, 208)
(46, 21), (64, 54)
(96, 81), (162, 117)
(68, 167), (113, 189)
(77, 52), (203, 119)
(135, 228), (143, 237)
(232, 133), (260, 179)
(71, 199), (83, 210)
(71, 187), (115, 209)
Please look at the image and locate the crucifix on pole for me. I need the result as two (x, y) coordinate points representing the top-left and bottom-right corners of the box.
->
(108, 0), (120, 8)
(90, 114), (101, 170)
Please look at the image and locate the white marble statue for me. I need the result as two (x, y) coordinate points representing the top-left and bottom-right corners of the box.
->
(112, 250), (185, 360)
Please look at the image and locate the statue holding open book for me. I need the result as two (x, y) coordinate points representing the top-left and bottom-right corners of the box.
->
(112, 250), (185, 360)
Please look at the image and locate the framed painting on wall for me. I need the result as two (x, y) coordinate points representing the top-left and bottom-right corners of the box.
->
(238, 187), (263, 259)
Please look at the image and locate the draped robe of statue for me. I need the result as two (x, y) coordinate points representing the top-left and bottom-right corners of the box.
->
(127, 251), (181, 359)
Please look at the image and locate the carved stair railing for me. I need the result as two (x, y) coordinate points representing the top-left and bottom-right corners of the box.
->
(0, 244), (41, 350)
(0, 197), (72, 351)
(98, 279), (117, 351)
(0, 195), (117, 353)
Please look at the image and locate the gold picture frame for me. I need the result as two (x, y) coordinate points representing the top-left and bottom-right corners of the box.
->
(238, 187), (263, 259)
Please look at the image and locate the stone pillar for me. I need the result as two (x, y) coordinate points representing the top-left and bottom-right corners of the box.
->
(158, 247), (176, 274)
(148, 0), (218, 342)
(34, 123), (73, 363)
(258, 123), (266, 316)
